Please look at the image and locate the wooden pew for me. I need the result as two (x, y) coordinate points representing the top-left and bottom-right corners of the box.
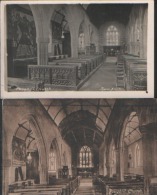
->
(96, 175), (144, 195)
(28, 54), (105, 90)
(49, 62), (86, 80)
(9, 177), (80, 195)
(125, 61), (147, 90)
(28, 64), (79, 90)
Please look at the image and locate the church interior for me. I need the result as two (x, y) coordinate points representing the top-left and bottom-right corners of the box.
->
(2, 99), (157, 195)
(6, 3), (147, 92)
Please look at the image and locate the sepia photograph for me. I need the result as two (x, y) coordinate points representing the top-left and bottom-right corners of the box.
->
(0, 0), (154, 98)
(2, 99), (157, 195)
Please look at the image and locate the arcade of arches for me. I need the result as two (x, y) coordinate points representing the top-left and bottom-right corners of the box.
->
(7, 4), (148, 91)
(3, 99), (157, 195)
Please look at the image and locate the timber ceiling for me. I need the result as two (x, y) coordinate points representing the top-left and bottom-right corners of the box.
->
(86, 4), (134, 28)
(40, 99), (115, 148)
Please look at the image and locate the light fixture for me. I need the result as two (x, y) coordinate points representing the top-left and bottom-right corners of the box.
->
(27, 152), (32, 164)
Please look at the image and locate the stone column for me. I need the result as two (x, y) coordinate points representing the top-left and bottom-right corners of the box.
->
(39, 163), (48, 184)
(37, 37), (49, 65)
(116, 148), (124, 181)
(140, 123), (157, 195)
(70, 33), (79, 58)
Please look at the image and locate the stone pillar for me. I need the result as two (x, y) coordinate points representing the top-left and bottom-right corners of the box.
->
(70, 30), (78, 58)
(37, 37), (49, 65)
(106, 151), (110, 177)
(39, 163), (48, 184)
(140, 123), (157, 195)
(116, 148), (124, 181)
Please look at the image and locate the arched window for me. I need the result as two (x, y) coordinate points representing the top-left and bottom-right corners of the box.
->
(79, 33), (85, 49)
(135, 144), (140, 167)
(111, 145), (116, 166)
(79, 145), (92, 168)
(49, 148), (56, 171)
(106, 25), (119, 46)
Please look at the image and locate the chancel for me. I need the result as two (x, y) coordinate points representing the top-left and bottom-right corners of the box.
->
(6, 3), (148, 91)
(2, 99), (157, 195)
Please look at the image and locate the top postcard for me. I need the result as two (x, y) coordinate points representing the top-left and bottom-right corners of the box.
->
(0, 0), (154, 98)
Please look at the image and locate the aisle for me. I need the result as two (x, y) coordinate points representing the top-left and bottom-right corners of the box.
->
(79, 57), (117, 91)
(74, 178), (96, 195)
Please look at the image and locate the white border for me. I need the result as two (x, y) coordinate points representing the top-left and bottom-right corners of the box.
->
(0, 0), (154, 99)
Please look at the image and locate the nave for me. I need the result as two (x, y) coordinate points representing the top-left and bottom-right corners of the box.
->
(6, 3), (148, 92)
(2, 99), (157, 195)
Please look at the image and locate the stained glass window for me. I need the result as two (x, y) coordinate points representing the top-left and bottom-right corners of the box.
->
(106, 26), (119, 46)
(80, 145), (92, 168)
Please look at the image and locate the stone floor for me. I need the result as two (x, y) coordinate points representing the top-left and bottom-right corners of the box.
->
(80, 56), (119, 91)
(74, 178), (102, 195)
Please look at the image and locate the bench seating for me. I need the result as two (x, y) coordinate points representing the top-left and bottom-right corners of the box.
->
(95, 176), (144, 195)
(9, 177), (80, 195)
(125, 60), (147, 90)
(116, 54), (147, 90)
(28, 54), (105, 90)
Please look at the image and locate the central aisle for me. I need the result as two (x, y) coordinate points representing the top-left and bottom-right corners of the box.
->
(74, 178), (96, 195)
(79, 56), (117, 91)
